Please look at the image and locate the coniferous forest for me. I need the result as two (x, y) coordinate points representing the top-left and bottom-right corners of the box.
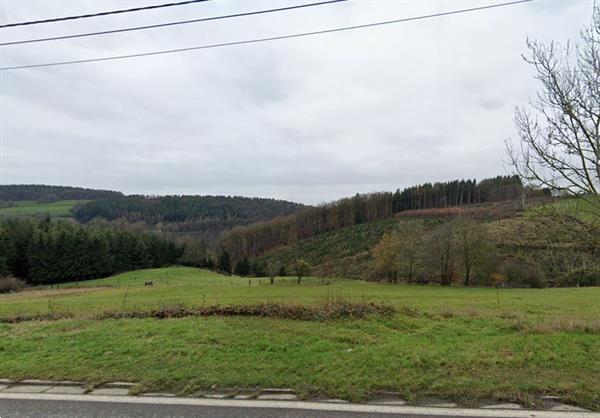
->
(0, 218), (182, 285)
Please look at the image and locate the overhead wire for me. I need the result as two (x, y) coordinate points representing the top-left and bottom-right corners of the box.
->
(0, 0), (348, 47)
(0, 0), (211, 29)
(0, 0), (535, 71)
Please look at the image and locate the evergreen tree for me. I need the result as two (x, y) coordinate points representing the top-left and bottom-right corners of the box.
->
(218, 250), (232, 274)
(234, 257), (251, 276)
(251, 260), (266, 277)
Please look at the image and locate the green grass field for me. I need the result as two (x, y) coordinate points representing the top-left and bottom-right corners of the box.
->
(0, 267), (598, 409)
(0, 200), (88, 217)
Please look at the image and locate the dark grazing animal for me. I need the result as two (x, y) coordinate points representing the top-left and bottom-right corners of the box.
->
(144, 281), (154, 287)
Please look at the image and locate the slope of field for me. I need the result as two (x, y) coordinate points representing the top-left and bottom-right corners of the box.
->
(1, 266), (597, 319)
(0, 200), (88, 217)
(0, 267), (598, 409)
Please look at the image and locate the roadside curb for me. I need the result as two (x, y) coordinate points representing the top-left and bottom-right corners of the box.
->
(0, 378), (594, 414)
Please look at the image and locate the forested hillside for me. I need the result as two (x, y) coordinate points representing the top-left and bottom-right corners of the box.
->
(73, 195), (305, 224)
(0, 185), (123, 202)
(72, 195), (306, 246)
(220, 176), (534, 260)
(249, 199), (599, 287)
(0, 218), (181, 285)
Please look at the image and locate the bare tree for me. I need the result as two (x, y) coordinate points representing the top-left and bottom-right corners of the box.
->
(506, 1), (600, 214)
(372, 232), (401, 283)
(395, 221), (424, 283)
(454, 217), (491, 286)
(427, 222), (455, 286)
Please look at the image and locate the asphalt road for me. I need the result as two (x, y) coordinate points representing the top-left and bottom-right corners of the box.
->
(0, 398), (467, 418)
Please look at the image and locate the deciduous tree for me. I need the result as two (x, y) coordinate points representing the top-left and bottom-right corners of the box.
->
(372, 232), (401, 283)
(395, 221), (424, 283)
(506, 1), (600, 214)
(454, 217), (491, 286)
(427, 222), (456, 286)
(294, 259), (310, 285)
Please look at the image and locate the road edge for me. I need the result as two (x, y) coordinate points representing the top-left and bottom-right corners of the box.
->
(0, 392), (598, 417)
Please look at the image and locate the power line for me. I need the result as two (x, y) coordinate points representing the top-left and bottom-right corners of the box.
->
(0, 0), (210, 29)
(0, 0), (348, 47)
(0, 0), (534, 72)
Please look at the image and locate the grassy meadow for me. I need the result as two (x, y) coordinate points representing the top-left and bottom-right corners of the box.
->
(0, 266), (598, 409)
(0, 200), (88, 217)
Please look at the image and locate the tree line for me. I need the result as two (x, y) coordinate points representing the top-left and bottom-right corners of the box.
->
(391, 176), (526, 211)
(220, 175), (529, 261)
(0, 218), (182, 285)
(0, 185), (123, 203)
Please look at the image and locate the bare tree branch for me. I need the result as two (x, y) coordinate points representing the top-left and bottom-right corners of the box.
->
(506, 2), (600, 213)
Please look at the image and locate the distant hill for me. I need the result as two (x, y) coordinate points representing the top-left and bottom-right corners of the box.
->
(0, 186), (306, 246)
(73, 195), (305, 224)
(72, 195), (307, 246)
(0, 185), (123, 202)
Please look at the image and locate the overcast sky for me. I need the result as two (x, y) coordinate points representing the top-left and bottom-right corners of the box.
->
(0, 0), (594, 204)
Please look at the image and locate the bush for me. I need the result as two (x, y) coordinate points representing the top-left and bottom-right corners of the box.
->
(0, 276), (25, 293)
(501, 260), (546, 288)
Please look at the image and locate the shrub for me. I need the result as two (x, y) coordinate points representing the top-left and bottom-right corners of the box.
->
(0, 276), (25, 293)
(501, 259), (546, 288)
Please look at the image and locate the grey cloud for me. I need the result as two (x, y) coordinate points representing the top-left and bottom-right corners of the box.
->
(0, 0), (595, 204)
(479, 98), (504, 110)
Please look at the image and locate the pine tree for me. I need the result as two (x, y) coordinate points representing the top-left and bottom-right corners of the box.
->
(218, 250), (232, 274)
(234, 257), (251, 276)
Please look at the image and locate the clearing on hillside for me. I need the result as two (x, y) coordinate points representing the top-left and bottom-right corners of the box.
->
(0, 200), (88, 217)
